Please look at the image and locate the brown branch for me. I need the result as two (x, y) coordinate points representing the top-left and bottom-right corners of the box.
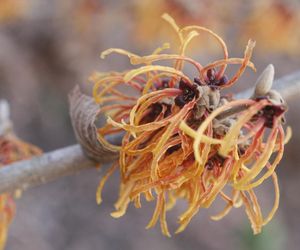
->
(0, 70), (299, 193)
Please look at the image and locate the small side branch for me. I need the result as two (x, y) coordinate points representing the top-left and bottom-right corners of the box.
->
(235, 70), (300, 100)
(0, 70), (299, 193)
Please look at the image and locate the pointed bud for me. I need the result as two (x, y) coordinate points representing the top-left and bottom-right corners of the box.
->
(254, 64), (275, 97)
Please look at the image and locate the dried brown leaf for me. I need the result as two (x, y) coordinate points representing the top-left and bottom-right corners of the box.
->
(69, 86), (119, 163)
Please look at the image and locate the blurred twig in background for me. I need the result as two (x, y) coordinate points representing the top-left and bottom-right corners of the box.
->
(0, 100), (12, 136)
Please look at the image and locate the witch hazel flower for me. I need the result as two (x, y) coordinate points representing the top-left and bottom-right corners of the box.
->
(90, 13), (290, 236)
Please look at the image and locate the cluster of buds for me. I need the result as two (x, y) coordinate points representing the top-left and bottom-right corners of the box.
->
(91, 14), (290, 236)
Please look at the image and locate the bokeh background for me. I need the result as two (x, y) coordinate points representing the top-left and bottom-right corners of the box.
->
(0, 0), (300, 249)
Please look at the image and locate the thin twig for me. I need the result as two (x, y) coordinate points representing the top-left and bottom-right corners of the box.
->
(216, 104), (249, 121)
(0, 100), (12, 136)
(235, 70), (300, 100)
(0, 71), (299, 193)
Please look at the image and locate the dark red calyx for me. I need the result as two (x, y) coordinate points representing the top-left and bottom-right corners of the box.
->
(194, 77), (203, 86)
(207, 68), (216, 82)
(253, 99), (287, 128)
(204, 68), (228, 89)
(175, 79), (198, 108)
(261, 105), (286, 128)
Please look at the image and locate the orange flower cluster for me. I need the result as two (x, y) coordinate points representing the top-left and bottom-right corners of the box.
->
(92, 14), (290, 236)
(0, 134), (41, 249)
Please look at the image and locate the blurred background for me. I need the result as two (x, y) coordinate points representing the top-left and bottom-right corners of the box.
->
(0, 0), (300, 249)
